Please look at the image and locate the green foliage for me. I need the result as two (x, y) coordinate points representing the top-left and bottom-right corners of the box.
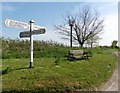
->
(2, 37), (69, 59)
(84, 49), (93, 57)
(111, 40), (118, 48)
(2, 37), (118, 59)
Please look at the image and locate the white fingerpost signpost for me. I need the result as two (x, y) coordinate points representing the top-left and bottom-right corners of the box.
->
(5, 19), (46, 68)
(29, 20), (34, 68)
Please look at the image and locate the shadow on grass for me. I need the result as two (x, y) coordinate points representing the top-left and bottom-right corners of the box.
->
(14, 67), (30, 71)
(67, 57), (90, 62)
(1, 66), (30, 75)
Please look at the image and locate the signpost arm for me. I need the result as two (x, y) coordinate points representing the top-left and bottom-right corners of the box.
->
(4, 19), (46, 68)
(29, 20), (34, 68)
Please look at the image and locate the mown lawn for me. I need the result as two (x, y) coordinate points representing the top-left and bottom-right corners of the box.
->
(2, 49), (118, 92)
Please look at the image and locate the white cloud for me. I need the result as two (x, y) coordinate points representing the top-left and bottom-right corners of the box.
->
(71, 3), (118, 46)
(17, 2), (118, 47)
(34, 3), (118, 46)
(98, 3), (117, 11)
(33, 29), (69, 45)
(2, 4), (16, 11)
(100, 14), (118, 46)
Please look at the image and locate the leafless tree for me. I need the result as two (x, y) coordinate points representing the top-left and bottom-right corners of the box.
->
(85, 34), (101, 48)
(55, 5), (104, 48)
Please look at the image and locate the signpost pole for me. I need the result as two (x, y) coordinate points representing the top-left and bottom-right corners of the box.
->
(29, 20), (34, 68)
(5, 19), (46, 68)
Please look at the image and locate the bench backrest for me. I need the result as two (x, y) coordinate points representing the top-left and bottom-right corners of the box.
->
(69, 50), (84, 56)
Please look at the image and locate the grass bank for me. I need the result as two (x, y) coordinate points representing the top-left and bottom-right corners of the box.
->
(2, 49), (118, 92)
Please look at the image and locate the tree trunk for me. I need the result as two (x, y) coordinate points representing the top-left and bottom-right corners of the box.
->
(79, 43), (84, 49)
(91, 42), (93, 49)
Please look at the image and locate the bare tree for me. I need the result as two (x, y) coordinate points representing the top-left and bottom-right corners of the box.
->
(85, 34), (101, 48)
(55, 5), (104, 48)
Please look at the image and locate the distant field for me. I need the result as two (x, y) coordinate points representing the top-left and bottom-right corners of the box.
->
(2, 49), (118, 92)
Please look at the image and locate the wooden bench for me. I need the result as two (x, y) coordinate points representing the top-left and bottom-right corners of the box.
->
(68, 50), (89, 61)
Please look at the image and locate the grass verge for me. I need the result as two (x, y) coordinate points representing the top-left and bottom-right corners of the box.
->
(2, 50), (118, 92)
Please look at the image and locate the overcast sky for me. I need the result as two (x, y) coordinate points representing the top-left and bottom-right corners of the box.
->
(2, 1), (118, 46)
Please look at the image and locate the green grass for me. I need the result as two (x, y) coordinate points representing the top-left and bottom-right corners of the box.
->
(2, 49), (118, 92)
(1, 37), (118, 92)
